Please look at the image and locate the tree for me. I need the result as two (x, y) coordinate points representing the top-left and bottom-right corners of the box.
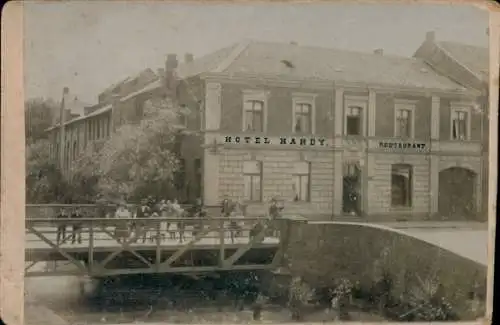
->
(26, 139), (69, 203)
(25, 98), (56, 143)
(96, 98), (183, 201)
(70, 139), (106, 203)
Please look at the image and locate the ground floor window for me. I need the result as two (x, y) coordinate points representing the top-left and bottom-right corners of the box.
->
(293, 161), (311, 201)
(391, 164), (413, 207)
(243, 161), (262, 202)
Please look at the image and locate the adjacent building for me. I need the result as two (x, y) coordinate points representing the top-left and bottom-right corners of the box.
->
(47, 33), (488, 221)
(414, 31), (490, 219)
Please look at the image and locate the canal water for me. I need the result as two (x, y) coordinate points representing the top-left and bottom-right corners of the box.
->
(25, 272), (388, 324)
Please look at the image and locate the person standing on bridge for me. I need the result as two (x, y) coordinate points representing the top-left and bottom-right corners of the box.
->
(269, 197), (284, 237)
(56, 208), (69, 245)
(114, 203), (132, 242)
(136, 198), (152, 243)
(70, 207), (83, 244)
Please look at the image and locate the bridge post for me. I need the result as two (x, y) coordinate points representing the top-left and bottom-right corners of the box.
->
(155, 220), (162, 272)
(218, 219), (225, 266)
(88, 221), (94, 274)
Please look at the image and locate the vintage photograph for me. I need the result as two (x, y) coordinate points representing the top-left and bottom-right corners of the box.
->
(21, 1), (492, 324)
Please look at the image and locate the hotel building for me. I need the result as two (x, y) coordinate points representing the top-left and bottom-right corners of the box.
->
(47, 34), (488, 221)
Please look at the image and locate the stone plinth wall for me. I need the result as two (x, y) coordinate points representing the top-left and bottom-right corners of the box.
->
(280, 219), (487, 318)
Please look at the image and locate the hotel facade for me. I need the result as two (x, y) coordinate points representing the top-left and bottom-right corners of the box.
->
(47, 35), (488, 221)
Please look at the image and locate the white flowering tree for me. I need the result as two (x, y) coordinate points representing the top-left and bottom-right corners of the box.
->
(96, 98), (183, 202)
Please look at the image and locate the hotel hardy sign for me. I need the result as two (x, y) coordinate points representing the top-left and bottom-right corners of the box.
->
(223, 136), (327, 146)
(378, 141), (427, 150)
(220, 136), (427, 151)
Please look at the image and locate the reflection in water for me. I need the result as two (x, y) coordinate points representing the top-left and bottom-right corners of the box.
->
(25, 272), (388, 324)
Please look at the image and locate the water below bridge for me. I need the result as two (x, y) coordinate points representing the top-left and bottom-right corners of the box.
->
(24, 223), (488, 324)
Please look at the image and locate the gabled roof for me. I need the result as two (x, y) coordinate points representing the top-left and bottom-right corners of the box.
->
(175, 40), (468, 92)
(100, 68), (157, 95)
(176, 43), (240, 79)
(64, 95), (89, 117)
(436, 41), (489, 79)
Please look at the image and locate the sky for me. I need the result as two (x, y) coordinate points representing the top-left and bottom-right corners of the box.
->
(24, 1), (490, 104)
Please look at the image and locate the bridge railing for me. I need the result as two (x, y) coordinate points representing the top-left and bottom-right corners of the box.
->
(26, 203), (217, 219)
(25, 215), (284, 276)
(25, 216), (280, 244)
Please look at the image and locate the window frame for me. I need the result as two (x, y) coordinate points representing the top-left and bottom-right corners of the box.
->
(393, 99), (417, 139)
(343, 96), (368, 137)
(450, 102), (472, 141)
(243, 160), (263, 202)
(390, 164), (413, 208)
(292, 93), (317, 135)
(242, 90), (269, 133)
(292, 161), (311, 202)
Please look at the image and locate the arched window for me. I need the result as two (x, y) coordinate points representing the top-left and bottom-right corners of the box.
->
(391, 164), (413, 207)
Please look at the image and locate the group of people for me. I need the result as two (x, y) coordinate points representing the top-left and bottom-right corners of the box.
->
(53, 196), (285, 246)
(55, 207), (84, 245)
(111, 197), (206, 243)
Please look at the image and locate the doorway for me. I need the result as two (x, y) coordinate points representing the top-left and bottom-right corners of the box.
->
(438, 167), (477, 219)
(343, 162), (362, 216)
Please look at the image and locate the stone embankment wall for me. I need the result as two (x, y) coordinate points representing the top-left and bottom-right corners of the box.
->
(278, 218), (487, 319)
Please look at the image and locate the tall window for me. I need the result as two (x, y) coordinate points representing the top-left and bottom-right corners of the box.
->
(87, 121), (91, 142)
(452, 110), (468, 140)
(194, 158), (202, 200)
(293, 162), (311, 202)
(391, 164), (413, 207)
(243, 161), (262, 202)
(174, 159), (186, 191)
(97, 119), (101, 139)
(179, 104), (189, 127)
(294, 103), (312, 133)
(243, 100), (264, 132)
(395, 108), (413, 138)
(346, 106), (362, 136)
(135, 98), (144, 119)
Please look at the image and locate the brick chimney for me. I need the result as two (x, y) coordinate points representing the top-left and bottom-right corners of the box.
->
(166, 53), (178, 73)
(426, 31), (436, 43)
(184, 53), (194, 63)
(373, 48), (383, 55)
(61, 87), (72, 122)
(165, 54), (179, 99)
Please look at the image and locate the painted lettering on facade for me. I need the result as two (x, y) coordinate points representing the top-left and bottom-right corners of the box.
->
(223, 136), (326, 146)
(378, 141), (427, 150)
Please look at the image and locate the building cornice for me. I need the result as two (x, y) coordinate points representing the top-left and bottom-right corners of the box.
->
(199, 72), (480, 99)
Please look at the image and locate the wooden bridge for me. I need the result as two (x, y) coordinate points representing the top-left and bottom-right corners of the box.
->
(25, 204), (284, 278)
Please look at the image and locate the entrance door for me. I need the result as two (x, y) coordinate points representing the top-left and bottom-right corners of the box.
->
(343, 163), (362, 216)
(438, 167), (477, 219)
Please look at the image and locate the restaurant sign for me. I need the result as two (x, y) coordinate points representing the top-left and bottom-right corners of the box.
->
(378, 141), (427, 150)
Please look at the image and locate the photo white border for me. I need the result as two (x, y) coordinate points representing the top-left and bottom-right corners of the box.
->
(0, 1), (498, 325)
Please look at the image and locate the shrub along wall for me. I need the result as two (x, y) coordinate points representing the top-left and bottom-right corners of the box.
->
(279, 219), (487, 320)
